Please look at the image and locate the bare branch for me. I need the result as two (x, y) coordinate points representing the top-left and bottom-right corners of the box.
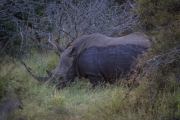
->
(48, 33), (57, 49)
(146, 49), (180, 66)
(1, 0), (137, 55)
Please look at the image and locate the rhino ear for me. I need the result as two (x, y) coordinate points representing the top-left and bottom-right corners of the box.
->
(69, 47), (77, 57)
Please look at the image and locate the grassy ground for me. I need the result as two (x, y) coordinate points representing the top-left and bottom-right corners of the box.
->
(0, 52), (180, 120)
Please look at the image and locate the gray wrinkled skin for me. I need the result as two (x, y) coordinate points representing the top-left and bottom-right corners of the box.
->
(77, 44), (148, 87)
(51, 32), (150, 76)
(70, 32), (150, 56)
(49, 32), (151, 87)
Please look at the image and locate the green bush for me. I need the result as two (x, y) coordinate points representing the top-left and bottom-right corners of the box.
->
(134, 0), (180, 119)
(0, 50), (179, 120)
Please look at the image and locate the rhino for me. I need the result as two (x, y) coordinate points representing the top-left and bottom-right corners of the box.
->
(26, 32), (151, 88)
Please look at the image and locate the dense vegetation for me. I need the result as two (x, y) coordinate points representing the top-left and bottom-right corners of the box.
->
(134, 0), (180, 119)
(0, 0), (180, 119)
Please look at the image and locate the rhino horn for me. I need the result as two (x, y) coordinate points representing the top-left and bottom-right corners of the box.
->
(56, 44), (65, 52)
(20, 59), (50, 82)
(30, 72), (50, 82)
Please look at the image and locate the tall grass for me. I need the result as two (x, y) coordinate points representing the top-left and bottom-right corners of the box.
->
(0, 51), (180, 120)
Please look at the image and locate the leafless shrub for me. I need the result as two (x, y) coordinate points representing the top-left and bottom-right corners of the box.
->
(146, 50), (180, 67)
(0, 0), (136, 55)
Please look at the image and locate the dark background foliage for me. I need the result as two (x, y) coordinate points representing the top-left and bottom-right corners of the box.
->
(0, 0), (180, 119)
(0, 0), (135, 57)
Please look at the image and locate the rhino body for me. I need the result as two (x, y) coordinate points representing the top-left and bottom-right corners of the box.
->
(26, 33), (151, 88)
(49, 33), (151, 88)
(76, 44), (147, 87)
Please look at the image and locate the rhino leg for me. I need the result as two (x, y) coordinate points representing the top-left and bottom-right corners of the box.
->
(88, 76), (105, 88)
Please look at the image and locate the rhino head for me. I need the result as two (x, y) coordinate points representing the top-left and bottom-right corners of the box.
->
(21, 43), (77, 88)
(45, 44), (77, 88)
(48, 45), (76, 76)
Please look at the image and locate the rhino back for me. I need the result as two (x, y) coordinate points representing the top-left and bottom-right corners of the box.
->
(70, 33), (150, 57)
(77, 44), (147, 81)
